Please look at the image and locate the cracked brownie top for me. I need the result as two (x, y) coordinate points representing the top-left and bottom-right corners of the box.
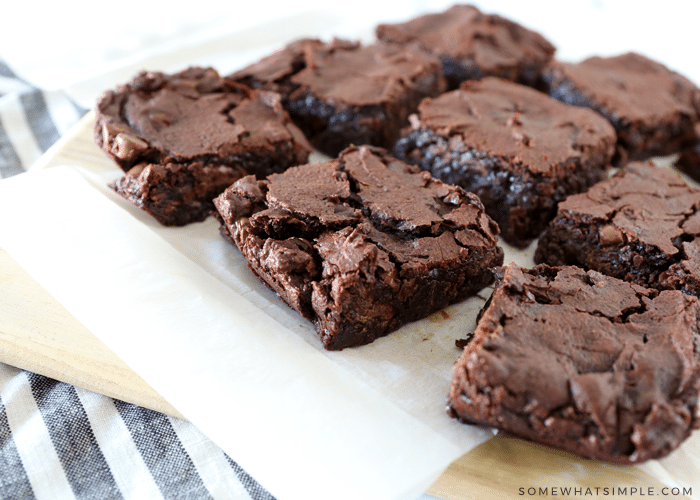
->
(535, 162), (700, 296)
(229, 38), (444, 107)
(449, 262), (700, 463)
(216, 144), (501, 257)
(375, 4), (555, 88)
(95, 66), (311, 172)
(400, 77), (616, 175)
(559, 162), (700, 255)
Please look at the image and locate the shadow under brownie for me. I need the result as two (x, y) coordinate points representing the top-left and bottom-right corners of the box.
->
(543, 52), (700, 164)
(376, 3), (556, 90)
(95, 66), (312, 225)
(228, 38), (446, 157)
(213, 145), (504, 350)
(449, 262), (700, 464)
(393, 77), (616, 248)
(535, 161), (700, 297)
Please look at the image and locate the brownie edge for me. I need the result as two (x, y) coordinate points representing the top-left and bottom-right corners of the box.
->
(448, 263), (700, 464)
(213, 145), (504, 350)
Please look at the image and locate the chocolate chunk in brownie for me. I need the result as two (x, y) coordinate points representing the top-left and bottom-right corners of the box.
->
(95, 66), (312, 225)
(543, 52), (700, 164)
(375, 4), (556, 90)
(229, 39), (446, 157)
(393, 77), (616, 248)
(535, 162), (700, 297)
(448, 262), (700, 464)
(213, 145), (504, 350)
(675, 123), (700, 182)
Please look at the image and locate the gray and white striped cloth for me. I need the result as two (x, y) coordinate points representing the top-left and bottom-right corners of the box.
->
(0, 60), (276, 500)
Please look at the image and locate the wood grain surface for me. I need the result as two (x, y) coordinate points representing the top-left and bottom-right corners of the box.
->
(1, 113), (690, 500)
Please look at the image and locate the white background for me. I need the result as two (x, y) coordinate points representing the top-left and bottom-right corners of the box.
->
(3, 0), (699, 107)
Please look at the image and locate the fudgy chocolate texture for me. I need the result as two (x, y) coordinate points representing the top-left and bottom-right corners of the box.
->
(675, 124), (700, 182)
(535, 162), (700, 297)
(109, 161), (247, 226)
(543, 52), (700, 164)
(448, 263), (700, 464)
(376, 4), (555, 89)
(229, 39), (446, 156)
(95, 66), (312, 225)
(213, 145), (504, 350)
(393, 77), (616, 247)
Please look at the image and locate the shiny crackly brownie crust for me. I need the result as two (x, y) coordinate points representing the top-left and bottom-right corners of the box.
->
(229, 39), (446, 157)
(448, 263), (700, 464)
(376, 4), (556, 90)
(213, 145), (503, 350)
(543, 52), (700, 164)
(95, 66), (312, 225)
(535, 162), (700, 297)
(393, 77), (616, 248)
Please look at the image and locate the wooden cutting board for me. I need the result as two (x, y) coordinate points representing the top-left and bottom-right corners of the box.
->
(0, 113), (687, 500)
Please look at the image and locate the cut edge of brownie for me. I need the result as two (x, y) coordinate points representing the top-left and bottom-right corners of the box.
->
(213, 145), (504, 350)
(674, 123), (700, 182)
(395, 126), (611, 248)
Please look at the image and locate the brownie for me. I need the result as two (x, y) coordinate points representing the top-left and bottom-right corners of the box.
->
(448, 262), (700, 464)
(675, 123), (700, 182)
(393, 77), (616, 248)
(229, 38), (446, 157)
(543, 52), (700, 164)
(376, 4), (556, 90)
(213, 145), (504, 350)
(535, 162), (700, 297)
(95, 66), (312, 225)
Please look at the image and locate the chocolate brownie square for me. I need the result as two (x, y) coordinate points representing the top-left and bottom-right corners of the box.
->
(376, 4), (556, 90)
(535, 162), (700, 297)
(229, 39), (446, 157)
(393, 77), (616, 248)
(95, 66), (312, 225)
(543, 52), (700, 164)
(213, 145), (504, 350)
(448, 263), (700, 464)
